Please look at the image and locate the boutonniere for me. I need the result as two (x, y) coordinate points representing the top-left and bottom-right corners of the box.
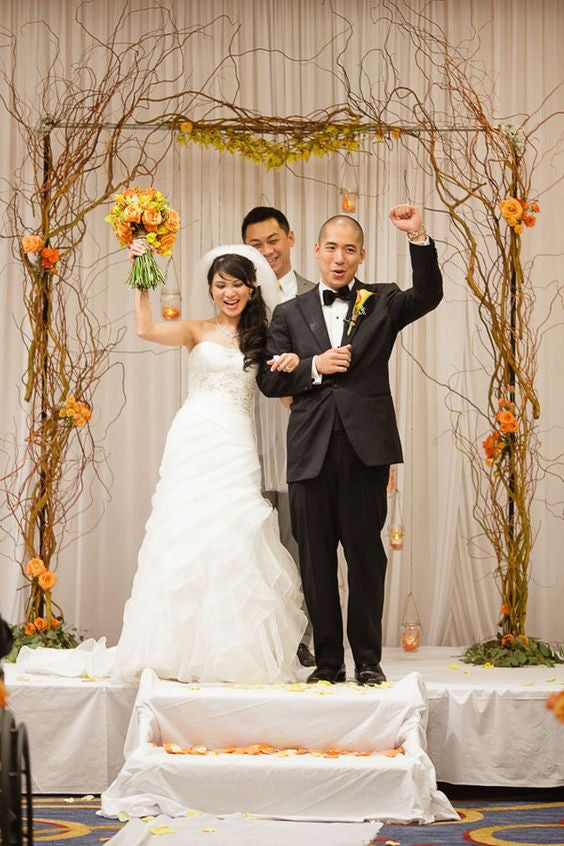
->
(345, 288), (375, 336)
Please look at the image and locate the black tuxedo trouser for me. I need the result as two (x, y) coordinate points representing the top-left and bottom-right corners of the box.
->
(289, 429), (389, 669)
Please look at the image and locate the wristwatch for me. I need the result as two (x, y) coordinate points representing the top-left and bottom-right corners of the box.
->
(406, 226), (426, 241)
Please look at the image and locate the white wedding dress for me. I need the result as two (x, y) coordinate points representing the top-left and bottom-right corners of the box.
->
(113, 340), (307, 684)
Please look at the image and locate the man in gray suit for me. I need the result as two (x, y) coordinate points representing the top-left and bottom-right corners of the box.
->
(242, 206), (315, 666)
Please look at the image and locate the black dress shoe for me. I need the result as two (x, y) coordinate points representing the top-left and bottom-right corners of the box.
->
(297, 642), (316, 667)
(306, 664), (346, 684)
(354, 663), (386, 686)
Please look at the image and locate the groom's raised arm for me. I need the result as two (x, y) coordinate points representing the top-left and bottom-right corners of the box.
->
(257, 303), (315, 398)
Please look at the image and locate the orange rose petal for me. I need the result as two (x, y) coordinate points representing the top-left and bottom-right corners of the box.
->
(380, 747), (404, 757)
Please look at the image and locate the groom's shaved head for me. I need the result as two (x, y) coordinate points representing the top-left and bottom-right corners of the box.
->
(317, 215), (364, 248)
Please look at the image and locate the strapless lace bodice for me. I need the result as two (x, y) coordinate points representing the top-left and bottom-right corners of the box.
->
(187, 341), (257, 416)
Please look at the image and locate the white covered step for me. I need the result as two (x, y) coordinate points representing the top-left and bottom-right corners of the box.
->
(101, 670), (457, 823)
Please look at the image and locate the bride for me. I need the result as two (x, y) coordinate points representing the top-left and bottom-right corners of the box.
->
(112, 244), (307, 684)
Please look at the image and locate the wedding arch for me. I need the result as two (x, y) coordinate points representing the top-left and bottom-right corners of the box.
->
(1, 1), (562, 664)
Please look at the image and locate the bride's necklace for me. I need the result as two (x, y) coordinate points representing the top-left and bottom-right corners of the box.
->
(215, 319), (239, 344)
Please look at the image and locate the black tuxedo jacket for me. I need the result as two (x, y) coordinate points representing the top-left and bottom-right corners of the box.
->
(257, 241), (443, 483)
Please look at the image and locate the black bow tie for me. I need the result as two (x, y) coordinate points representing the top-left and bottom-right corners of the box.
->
(322, 287), (352, 306)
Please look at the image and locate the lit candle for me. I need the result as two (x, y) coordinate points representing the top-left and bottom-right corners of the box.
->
(341, 192), (357, 213)
(401, 622), (422, 652)
(388, 525), (404, 550)
(161, 305), (180, 320)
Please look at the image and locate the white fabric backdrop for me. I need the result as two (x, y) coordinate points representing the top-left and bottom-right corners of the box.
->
(1, 0), (562, 649)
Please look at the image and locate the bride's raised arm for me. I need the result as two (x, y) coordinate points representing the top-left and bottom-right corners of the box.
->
(135, 290), (194, 348)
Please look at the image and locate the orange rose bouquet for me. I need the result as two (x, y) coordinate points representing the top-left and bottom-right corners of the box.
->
(105, 187), (181, 290)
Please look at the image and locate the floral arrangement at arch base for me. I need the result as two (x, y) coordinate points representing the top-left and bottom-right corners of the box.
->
(6, 557), (83, 662)
(460, 389), (564, 668)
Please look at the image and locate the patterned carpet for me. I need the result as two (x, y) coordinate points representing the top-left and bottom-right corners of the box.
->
(29, 789), (564, 845)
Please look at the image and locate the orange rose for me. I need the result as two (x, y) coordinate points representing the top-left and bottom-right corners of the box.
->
(554, 692), (564, 723)
(156, 232), (177, 255)
(501, 633), (514, 646)
(522, 214), (536, 228)
(141, 207), (163, 232)
(180, 120), (193, 133)
(499, 198), (523, 222)
(123, 202), (142, 224)
(482, 431), (503, 465)
(500, 603), (510, 615)
(25, 621), (37, 635)
(531, 201), (540, 213)
(38, 569), (57, 591)
(116, 222), (134, 245)
(41, 247), (60, 270)
(0, 681), (8, 708)
(22, 234), (44, 253)
(25, 557), (46, 578)
(34, 617), (48, 631)
(165, 209), (180, 232)
(498, 398), (514, 409)
(546, 691), (564, 722)
(517, 634), (529, 646)
(50, 618), (61, 629)
(496, 409), (518, 433)
(513, 224), (524, 234)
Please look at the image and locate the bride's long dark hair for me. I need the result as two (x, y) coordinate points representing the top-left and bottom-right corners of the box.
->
(207, 254), (269, 370)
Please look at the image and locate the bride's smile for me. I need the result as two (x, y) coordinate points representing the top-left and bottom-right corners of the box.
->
(211, 271), (252, 318)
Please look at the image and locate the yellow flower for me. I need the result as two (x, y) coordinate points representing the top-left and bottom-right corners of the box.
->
(346, 289), (375, 336)
(483, 662), (494, 669)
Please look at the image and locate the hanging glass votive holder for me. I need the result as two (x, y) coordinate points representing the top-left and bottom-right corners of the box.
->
(340, 189), (358, 213)
(401, 620), (422, 652)
(160, 290), (181, 321)
(387, 486), (404, 550)
(388, 524), (404, 550)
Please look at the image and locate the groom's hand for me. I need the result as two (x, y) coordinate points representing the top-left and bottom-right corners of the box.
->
(389, 204), (422, 235)
(315, 345), (352, 375)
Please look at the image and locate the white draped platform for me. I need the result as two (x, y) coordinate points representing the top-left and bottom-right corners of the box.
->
(5, 645), (563, 803)
(100, 669), (455, 824)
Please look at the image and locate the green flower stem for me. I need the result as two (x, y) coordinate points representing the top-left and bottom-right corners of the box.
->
(126, 250), (166, 291)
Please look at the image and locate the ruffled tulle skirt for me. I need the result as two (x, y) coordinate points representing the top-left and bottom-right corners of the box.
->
(113, 391), (307, 684)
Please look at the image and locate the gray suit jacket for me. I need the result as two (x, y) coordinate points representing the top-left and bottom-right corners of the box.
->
(295, 272), (315, 297)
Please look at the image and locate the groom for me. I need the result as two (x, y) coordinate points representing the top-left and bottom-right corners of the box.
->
(257, 205), (443, 685)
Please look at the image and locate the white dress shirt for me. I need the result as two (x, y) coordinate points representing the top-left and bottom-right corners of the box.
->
(311, 280), (354, 382)
(318, 280), (353, 347)
(277, 269), (298, 303)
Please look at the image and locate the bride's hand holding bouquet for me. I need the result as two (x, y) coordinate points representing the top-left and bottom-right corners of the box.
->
(105, 187), (180, 290)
